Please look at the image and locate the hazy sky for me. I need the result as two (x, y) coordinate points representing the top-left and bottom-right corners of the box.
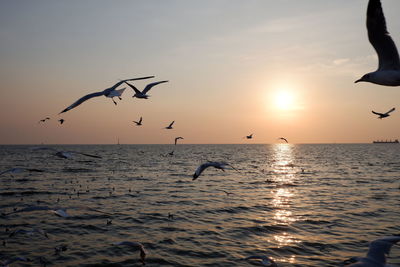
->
(1, 0), (400, 144)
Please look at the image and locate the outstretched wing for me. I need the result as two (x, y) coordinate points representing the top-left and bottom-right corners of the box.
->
(124, 82), (142, 94)
(385, 107), (395, 114)
(59, 91), (104, 114)
(372, 110), (383, 116)
(366, 236), (400, 264)
(110, 76), (155, 90)
(367, 0), (400, 70)
(72, 152), (102, 159)
(168, 121), (175, 127)
(142, 80), (168, 94)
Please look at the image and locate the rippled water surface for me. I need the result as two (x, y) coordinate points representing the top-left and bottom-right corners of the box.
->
(0, 144), (399, 266)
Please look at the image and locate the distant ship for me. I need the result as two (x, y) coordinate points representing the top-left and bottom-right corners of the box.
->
(372, 139), (399, 144)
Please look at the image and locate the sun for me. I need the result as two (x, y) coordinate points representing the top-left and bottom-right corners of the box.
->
(275, 91), (294, 110)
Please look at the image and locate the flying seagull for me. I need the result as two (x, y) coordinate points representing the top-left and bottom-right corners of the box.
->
(59, 76), (154, 114)
(344, 235), (400, 266)
(133, 117), (143, 126)
(278, 137), (288, 143)
(165, 121), (175, 129)
(125, 80), (168, 99)
(38, 117), (50, 123)
(114, 241), (146, 265)
(372, 107), (395, 119)
(32, 147), (102, 159)
(245, 134), (253, 139)
(58, 119), (65, 125)
(193, 161), (237, 180)
(0, 168), (44, 177)
(244, 256), (277, 267)
(355, 0), (400, 86)
(174, 137), (184, 145)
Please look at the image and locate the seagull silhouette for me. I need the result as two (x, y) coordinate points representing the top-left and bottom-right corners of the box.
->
(59, 76), (154, 114)
(344, 235), (400, 266)
(193, 161), (237, 180)
(133, 117), (143, 126)
(38, 117), (50, 123)
(245, 134), (253, 139)
(165, 121), (175, 129)
(278, 137), (288, 143)
(372, 107), (395, 119)
(174, 137), (184, 145)
(33, 147), (102, 159)
(125, 80), (168, 99)
(58, 119), (65, 125)
(355, 0), (400, 86)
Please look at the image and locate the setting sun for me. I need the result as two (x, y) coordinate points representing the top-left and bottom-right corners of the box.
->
(275, 91), (294, 110)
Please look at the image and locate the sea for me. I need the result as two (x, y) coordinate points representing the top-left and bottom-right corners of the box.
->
(0, 144), (399, 266)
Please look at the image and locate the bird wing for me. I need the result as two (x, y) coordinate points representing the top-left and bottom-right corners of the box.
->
(193, 163), (212, 180)
(124, 82), (142, 94)
(168, 121), (175, 127)
(372, 110), (383, 116)
(142, 80), (168, 94)
(59, 91), (104, 114)
(70, 151), (102, 159)
(139, 117), (142, 123)
(366, 236), (400, 264)
(0, 168), (13, 176)
(367, 0), (400, 70)
(385, 107), (395, 114)
(110, 76), (155, 90)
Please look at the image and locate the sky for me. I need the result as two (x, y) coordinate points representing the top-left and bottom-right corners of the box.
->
(1, 0), (400, 144)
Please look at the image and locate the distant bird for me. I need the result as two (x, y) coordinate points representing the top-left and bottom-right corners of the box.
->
(218, 189), (234, 196)
(245, 134), (253, 139)
(174, 137), (184, 145)
(193, 161), (237, 180)
(59, 76), (154, 114)
(165, 121), (175, 129)
(125, 80), (168, 99)
(278, 137), (288, 143)
(133, 117), (143, 126)
(9, 228), (49, 239)
(1, 256), (30, 267)
(114, 241), (146, 265)
(167, 150), (174, 156)
(33, 147), (102, 159)
(38, 117), (50, 123)
(58, 119), (65, 125)
(344, 235), (400, 266)
(0, 168), (44, 177)
(244, 255), (277, 267)
(372, 107), (395, 119)
(355, 0), (400, 86)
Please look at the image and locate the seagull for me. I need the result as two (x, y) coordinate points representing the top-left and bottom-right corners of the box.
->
(125, 80), (168, 99)
(114, 241), (146, 265)
(1, 256), (30, 267)
(32, 147), (102, 159)
(355, 0), (400, 86)
(133, 117), (143, 126)
(59, 76), (154, 114)
(244, 255), (277, 267)
(344, 235), (400, 266)
(165, 121), (175, 129)
(372, 107), (395, 119)
(38, 117), (50, 123)
(0, 168), (44, 177)
(245, 134), (253, 139)
(193, 161), (237, 180)
(8, 228), (49, 239)
(278, 137), (288, 143)
(58, 119), (65, 125)
(218, 189), (234, 196)
(174, 137), (184, 145)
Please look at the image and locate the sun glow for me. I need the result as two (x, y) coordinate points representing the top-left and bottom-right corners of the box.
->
(275, 91), (294, 110)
